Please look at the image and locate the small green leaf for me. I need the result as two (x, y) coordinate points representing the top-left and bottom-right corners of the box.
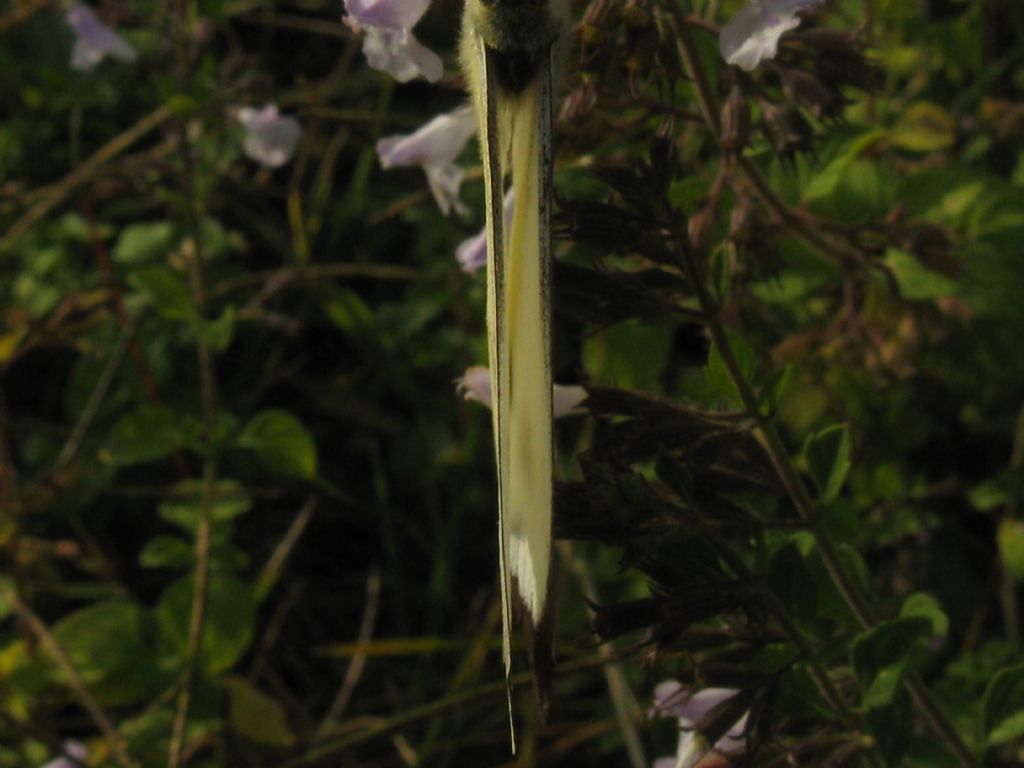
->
(139, 535), (194, 569)
(102, 405), (183, 466)
(982, 663), (1024, 746)
(197, 305), (235, 353)
(128, 266), (195, 321)
(851, 617), (931, 709)
(899, 593), (949, 637)
(889, 101), (956, 153)
(223, 676), (295, 747)
(998, 519), (1024, 580)
(237, 409), (317, 479)
(157, 575), (256, 674)
(158, 479), (253, 533)
(112, 222), (178, 264)
(705, 330), (755, 408)
(804, 129), (887, 203)
(803, 423), (851, 503)
(883, 248), (958, 301)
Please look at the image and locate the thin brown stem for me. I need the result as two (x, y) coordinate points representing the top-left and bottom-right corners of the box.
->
(4, 585), (137, 768)
(167, 1), (220, 764)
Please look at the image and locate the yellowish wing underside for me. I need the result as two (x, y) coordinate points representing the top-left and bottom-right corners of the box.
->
(470, 32), (554, 750)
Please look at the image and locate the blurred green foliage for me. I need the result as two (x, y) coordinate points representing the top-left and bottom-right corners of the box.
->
(2, 0), (1024, 766)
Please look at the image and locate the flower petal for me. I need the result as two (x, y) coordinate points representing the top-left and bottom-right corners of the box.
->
(719, 0), (824, 71)
(237, 104), (302, 168)
(344, 0), (430, 30)
(65, 3), (137, 72)
(377, 106), (477, 214)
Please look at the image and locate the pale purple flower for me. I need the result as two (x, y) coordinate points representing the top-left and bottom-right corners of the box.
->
(42, 740), (88, 768)
(65, 3), (137, 72)
(236, 104), (302, 168)
(455, 188), (516, 273)
(376, 105), (476, 216)
(719, 0), (825, 71)
(343, 0), (443, 83)
(652, 681), (748, 768)
(456, 366), (588, 418)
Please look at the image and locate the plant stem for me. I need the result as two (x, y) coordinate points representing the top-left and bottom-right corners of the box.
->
(167, 1), (220, 765)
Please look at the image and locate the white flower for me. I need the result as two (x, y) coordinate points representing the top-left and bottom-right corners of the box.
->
(652, 681), (748, 768)
(42, 740), (88, 768)
(376, 105), (477, 216)
(455, 188), (515, 273)
(344, 0), (443, 83)
(719, 0), (825, 71)
(65, 3), (137, 72)
(236, 104), (303, 168)
(456, 366), (588, 418)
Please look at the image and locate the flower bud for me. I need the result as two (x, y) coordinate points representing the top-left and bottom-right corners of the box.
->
(760, 102), (814, 159)
(782, 68), (846, 121)
(688, 206), (716, 253)
(720, 82), (750, 152)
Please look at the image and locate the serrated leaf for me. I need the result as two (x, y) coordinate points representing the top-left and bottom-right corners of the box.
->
(803, 423), (851, 503)
(157, 575), (256, 675)
(237, 410), (317, 479)
(982, 663), (1024, 746)
(899, 593), (949, 637)
(223, 676), (295, 747)
(851, 617), (931, 709)
(705, 330), (755, 408)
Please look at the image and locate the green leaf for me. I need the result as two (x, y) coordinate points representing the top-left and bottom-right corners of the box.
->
(851, 617), (932, 709)
(803, 423), (851, 503)
(102, 405), (183, 466)
(982, 663), (1024, 746)
(899, 593), (949, 637)
(237, 409), (318, 479)
(197, 305), (235, 352)
(157, 574), (256, 675)
(998, 520), (1024, 580)
(51, 601), (146, 684)
(705, 330), (755, 408)
(581, 320), (673, 391)
(883, 248), (958, 301)
(112, 222), (178, 264)
(139, 535), (194, 569)
(158, 479), (253, 533)
(804, 129), (887, 203)
(768, 541), (817, 624)
(889, 101), (956, 153)
(223, 676), (295, 747)
(128, 266), (196, 321)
